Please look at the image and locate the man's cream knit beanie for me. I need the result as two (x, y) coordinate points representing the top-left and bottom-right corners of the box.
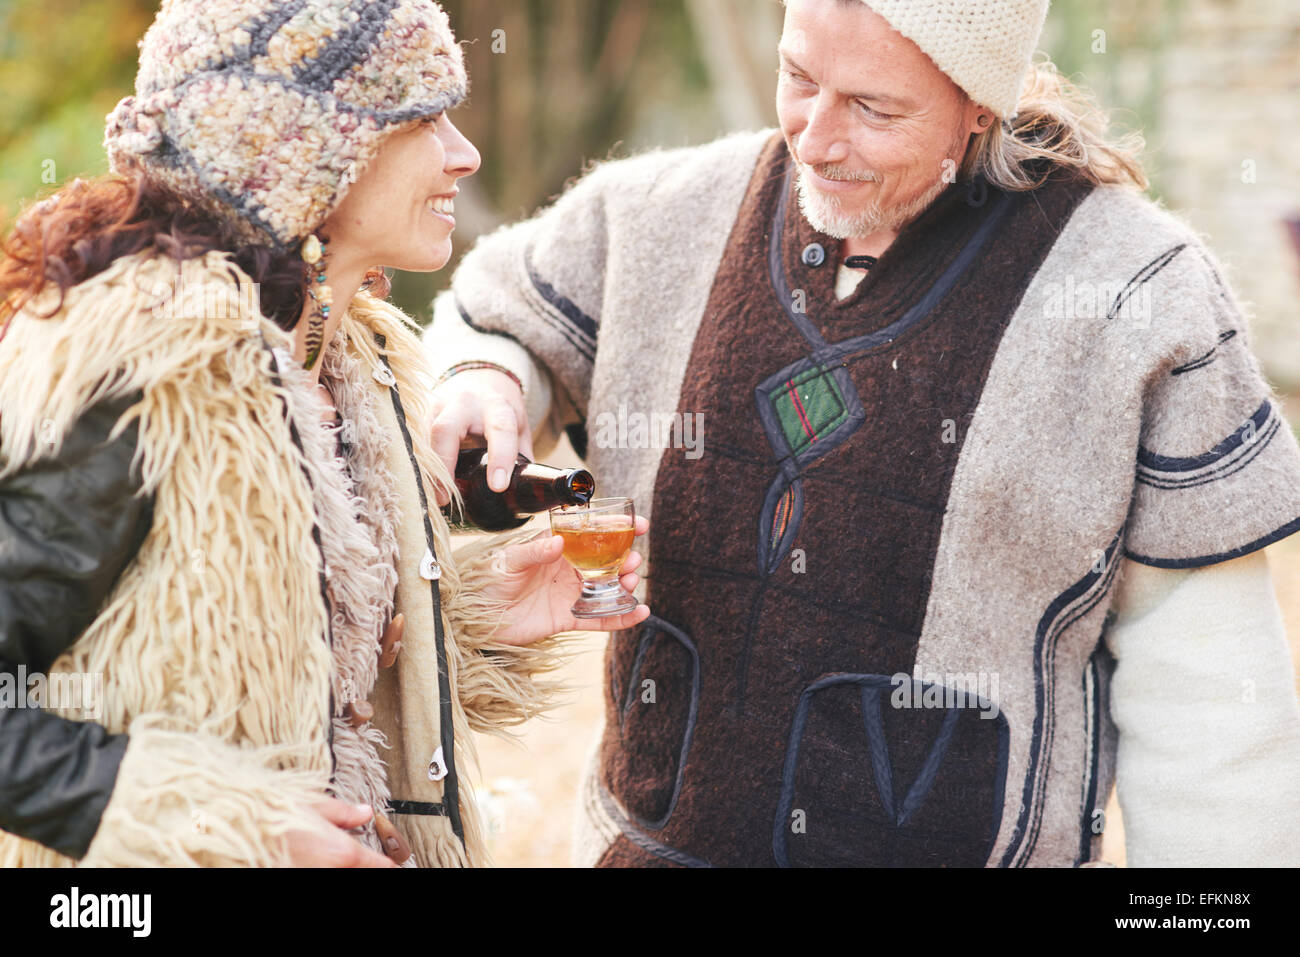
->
(860, 0), (1050, 118)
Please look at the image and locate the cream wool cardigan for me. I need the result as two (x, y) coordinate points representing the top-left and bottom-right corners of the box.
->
(0, 248), (564, 867)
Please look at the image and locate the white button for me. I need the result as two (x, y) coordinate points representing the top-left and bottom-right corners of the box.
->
(420, 548), (441, 581)
(428, 746), (448, 781)
(372, 364), (396, 387)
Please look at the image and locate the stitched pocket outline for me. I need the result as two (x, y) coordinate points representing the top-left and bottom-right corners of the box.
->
(773, 673), (1010, 867)
(607, 613), (700, 831)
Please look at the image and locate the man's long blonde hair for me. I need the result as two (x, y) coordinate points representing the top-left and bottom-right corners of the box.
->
(961, 55), (1149, 192)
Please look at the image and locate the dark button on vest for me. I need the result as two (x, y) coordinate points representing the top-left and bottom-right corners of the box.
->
(800, 242), (826, 267)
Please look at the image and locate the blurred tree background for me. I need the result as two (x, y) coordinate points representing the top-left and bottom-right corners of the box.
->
(2, 0), (1298, 385)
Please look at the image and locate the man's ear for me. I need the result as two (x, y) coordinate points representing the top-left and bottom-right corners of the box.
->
(961, 92), (996, 138)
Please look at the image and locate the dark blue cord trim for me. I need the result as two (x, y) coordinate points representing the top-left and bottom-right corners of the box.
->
(1075, 651), (1104, 865)
(523, 243), (598, 361)
(1137, 398), (1274, 474)
(773, 673), (1009, 867)
(1125, 513), (1300, 569)
(1136, 416), (1279, 490)
(619, 615), (700, 833)
(1171, 329), (1237, 376)
(596, 779), (711, 867)
(1106, 244), (1187, 321)
(1001, 527), (1124, 867)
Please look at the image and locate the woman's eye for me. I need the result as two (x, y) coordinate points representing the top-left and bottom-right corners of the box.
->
(421, 114), (442, 127)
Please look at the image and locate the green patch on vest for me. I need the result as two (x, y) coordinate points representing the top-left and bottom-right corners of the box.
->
(770, 365), (850, 455)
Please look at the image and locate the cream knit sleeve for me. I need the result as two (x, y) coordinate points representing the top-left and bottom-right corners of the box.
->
(1105, 550), (1300, 866)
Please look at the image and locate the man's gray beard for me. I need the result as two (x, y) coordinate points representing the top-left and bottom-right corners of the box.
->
(795, 166), (952, 240)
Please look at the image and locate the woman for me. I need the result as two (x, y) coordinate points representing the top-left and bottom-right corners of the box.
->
(0, 0), (648, 868)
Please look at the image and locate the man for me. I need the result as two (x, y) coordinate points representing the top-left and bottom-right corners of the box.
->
(422, 0), (1300, 866)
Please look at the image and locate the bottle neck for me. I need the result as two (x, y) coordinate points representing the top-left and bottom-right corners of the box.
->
(511, 464), (594, 510)
(447, 448), (595, 529)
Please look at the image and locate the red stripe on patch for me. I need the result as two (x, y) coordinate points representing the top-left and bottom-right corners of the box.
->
(787, 380), (817, 441)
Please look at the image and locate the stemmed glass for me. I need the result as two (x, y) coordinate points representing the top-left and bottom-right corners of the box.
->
(549, 497), (639, 618)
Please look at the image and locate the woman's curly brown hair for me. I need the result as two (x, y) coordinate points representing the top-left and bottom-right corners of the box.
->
(0, 171), (390, 347)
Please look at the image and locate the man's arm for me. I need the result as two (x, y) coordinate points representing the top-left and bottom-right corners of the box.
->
(1105, 550), (1300, 866)
(426, 291), (573, 460)
(420, 154), (623, 484)
(1101, 224), (1300, 865)
(422, 130), (777, 486)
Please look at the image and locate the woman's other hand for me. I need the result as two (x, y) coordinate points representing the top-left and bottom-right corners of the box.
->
(480, 515), (651, 645)
(427, 369), (531, 505)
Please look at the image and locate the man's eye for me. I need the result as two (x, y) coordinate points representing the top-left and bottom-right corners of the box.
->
(857, 102), (894, 121)
(421, 114), (442, 127)
(779, 69), (813, 86)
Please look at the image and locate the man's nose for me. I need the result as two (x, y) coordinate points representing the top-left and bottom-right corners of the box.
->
(796, 94), (850, 168)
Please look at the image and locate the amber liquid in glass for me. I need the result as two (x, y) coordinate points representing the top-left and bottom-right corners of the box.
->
(556, 523), (635, 576)
(550, 496), (639, 619)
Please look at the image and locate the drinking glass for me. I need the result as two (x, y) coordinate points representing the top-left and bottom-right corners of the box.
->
(550, 497), (639, 619)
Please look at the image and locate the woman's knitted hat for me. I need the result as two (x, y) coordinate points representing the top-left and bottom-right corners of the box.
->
(104, 0), (467, 252)
(860, 0), (1050, 118)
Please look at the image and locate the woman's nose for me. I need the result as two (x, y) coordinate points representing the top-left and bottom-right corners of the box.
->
(443, 116), (481, 179)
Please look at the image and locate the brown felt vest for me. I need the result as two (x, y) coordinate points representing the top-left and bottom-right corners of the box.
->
(595, 138), (1095, 867)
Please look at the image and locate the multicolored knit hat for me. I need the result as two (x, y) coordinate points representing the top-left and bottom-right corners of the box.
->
(104, 0), (468, 252)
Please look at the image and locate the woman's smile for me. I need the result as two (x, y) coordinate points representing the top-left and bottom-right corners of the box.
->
(426, 192), (457, 227)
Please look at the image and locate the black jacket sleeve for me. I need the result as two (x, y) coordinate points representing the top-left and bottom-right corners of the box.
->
(0, 390), (154, 858)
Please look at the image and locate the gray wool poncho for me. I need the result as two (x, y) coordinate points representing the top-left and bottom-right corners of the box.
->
(424, 129), (1300, 868)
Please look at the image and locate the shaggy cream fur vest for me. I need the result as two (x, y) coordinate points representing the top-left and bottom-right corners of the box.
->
(0, 249), (562, 867)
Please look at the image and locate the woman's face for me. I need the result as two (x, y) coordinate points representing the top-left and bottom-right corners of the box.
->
(321, 112), (480, 274)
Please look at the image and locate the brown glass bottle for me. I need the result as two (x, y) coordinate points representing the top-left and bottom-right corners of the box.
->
(445, 447), (595, 531)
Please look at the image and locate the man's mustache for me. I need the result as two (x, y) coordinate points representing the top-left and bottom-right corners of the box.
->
(803, 161), (879, 183)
